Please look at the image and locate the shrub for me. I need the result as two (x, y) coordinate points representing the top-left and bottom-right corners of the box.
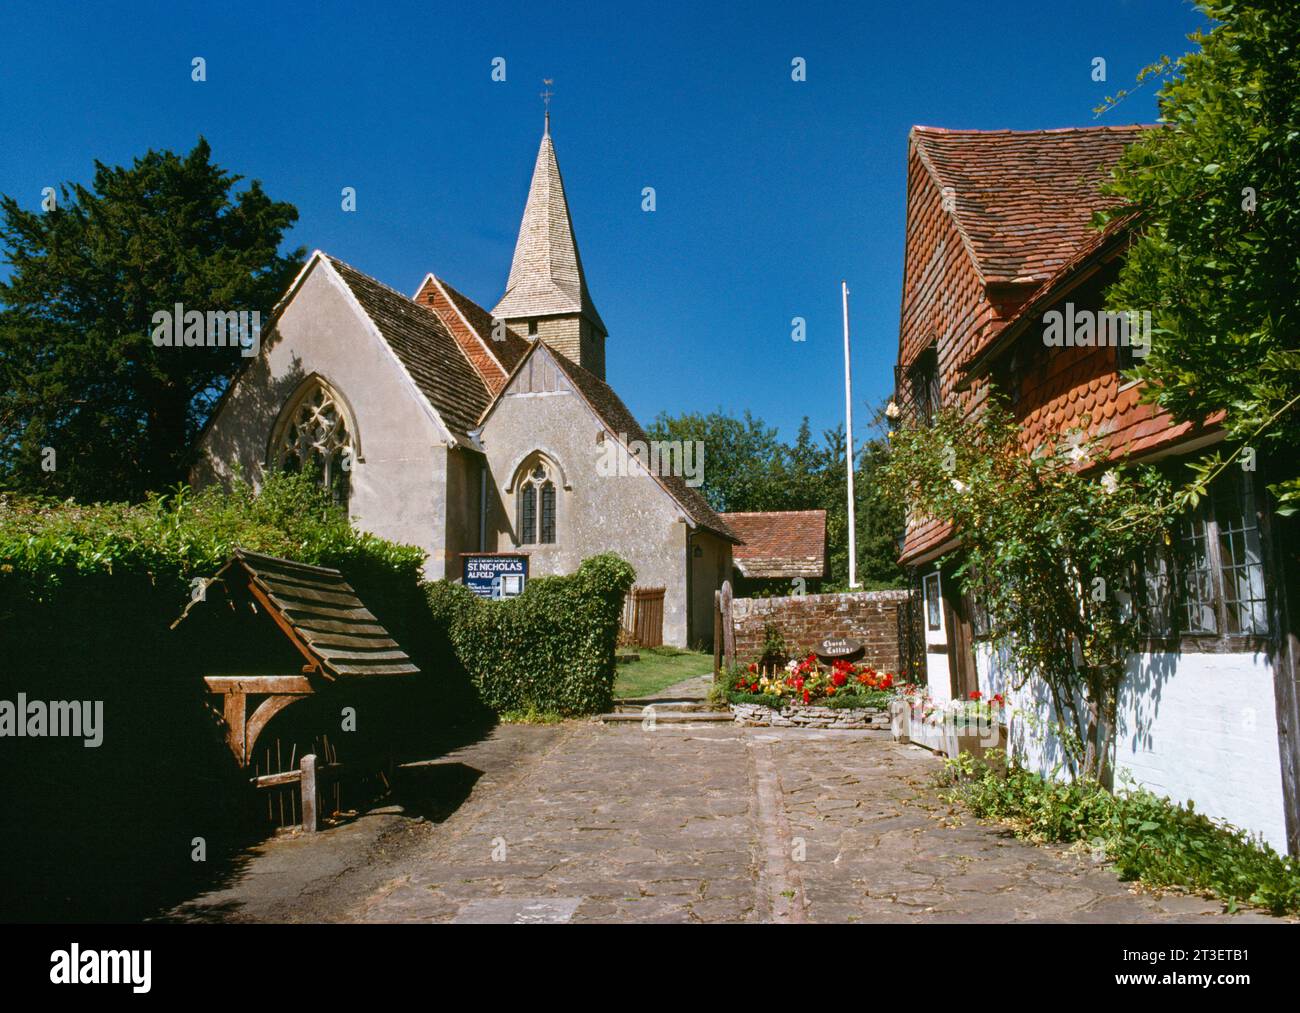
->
(425, 553), (635, 717)
(942, 754), (1300, 916)
(0, 473), (428, 920)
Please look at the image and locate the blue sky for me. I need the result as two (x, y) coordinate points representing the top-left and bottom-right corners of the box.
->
(0, 0), (1211, 443)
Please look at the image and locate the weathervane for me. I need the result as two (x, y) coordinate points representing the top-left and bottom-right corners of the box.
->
(541, 78), (554, 133)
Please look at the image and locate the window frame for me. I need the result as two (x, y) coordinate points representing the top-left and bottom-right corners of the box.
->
(1138, 468), (1274, 654)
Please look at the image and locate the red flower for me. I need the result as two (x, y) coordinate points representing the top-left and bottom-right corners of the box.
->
(748, 662), (758, 674)
(969, 690), (982, 701)
(802, 690), (811, 704)
(831, 671), (847, 688)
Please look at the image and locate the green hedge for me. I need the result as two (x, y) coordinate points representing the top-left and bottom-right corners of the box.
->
(425, 553), (635, 716)
(0, 473), (429, 920)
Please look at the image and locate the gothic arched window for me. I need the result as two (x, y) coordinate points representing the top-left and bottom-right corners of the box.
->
(272, 377), (355, 506)
(516, 458), (558, 545)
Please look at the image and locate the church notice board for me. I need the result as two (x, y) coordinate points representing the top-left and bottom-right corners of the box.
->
(461, 553), (529, 599)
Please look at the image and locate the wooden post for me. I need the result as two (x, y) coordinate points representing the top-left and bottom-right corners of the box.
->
(721, 580), (735, 674)
(713, 590), (722, 682)
(300, 753), (319, 832)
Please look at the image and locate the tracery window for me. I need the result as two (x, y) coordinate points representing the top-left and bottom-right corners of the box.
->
(274, 379), (354, 505)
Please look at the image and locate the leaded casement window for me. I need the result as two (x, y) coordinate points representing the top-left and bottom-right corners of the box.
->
(273, 378), (354, 506)
(515, 459), (558, 546)
(923, 572), (942, 630)
(907, 345), (942, 427)
(1136, 469), (1270, 645)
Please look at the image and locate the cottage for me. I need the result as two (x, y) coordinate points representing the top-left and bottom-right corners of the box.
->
(892, 125), (1298, 852)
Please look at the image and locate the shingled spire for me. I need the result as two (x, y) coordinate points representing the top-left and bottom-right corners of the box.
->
(492, 122), (608, 378)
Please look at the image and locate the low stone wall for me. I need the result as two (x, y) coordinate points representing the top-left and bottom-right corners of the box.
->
(730, 702), (891, 730)
(730, 589), (909, 672)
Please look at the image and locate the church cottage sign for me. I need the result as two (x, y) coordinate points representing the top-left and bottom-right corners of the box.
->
(462, 553), (529, 599)
(816, 637), (864, 661)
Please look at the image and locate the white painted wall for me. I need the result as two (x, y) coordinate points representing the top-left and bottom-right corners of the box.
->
(975, 645), (1289, 851)
(192, 260), (450, 579)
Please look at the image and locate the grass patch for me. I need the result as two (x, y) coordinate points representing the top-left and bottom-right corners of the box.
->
(940, 753), (1300, 916)
(498, 707), (566, 725)
(613, 646), (713, 699)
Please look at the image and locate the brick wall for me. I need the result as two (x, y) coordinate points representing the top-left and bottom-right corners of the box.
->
(730, 589), (910, 674)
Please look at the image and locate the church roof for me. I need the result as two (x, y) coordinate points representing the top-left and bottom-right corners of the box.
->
(541, 349), (737, 542)
(434, 274), (532, 375)
(491, 127), (607, 333)
(325, 255), (493, 442)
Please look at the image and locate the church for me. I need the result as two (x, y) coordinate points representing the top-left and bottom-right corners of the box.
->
(192, 119), (738, 648)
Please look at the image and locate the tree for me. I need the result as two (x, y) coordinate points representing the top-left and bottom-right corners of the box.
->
(646, 409), (786, 513)
(1098, 0), (1300, 511)
(0, 138), (304, 501)
(647, 406), (906, 588)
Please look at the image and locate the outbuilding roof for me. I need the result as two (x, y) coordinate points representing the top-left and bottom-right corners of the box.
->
(176, 548), (419, 679)
(721, 509), (827, 578)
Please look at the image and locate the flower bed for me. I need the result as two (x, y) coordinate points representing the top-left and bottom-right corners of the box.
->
(727, 655), (900, 729)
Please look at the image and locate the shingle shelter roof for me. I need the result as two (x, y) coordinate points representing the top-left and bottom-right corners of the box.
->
(492, 128), (606, 333)
(721, 510), (827, 578)
(910, 125), (1152, 285)
(177, 549), (419, 679)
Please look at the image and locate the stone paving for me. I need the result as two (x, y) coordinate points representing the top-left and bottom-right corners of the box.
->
(343, 723), (1281, 924)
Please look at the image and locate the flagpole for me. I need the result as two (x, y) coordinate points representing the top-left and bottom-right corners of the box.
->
(842, 280), (859, 589)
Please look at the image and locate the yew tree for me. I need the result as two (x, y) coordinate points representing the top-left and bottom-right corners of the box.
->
(0, 138), (303, 501)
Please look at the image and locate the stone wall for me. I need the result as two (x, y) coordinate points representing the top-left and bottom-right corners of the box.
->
(730, 703), (891, 730)
(730, 589), (909, 673)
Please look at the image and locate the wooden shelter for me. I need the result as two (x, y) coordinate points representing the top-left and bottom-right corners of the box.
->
(172, 548), (418, 768)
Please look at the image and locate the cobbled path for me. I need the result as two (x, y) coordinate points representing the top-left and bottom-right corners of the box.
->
(345, 724), (1280, 924)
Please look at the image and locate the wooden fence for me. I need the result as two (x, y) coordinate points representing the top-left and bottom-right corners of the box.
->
(249, 737), (393, 831)
(621, 586), (666, 648)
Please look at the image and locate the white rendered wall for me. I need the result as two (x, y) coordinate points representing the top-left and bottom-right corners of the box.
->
(975, 644), (1289, 851)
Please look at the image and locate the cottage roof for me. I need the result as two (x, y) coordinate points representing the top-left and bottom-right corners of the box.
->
(909, 125), (1152, 286)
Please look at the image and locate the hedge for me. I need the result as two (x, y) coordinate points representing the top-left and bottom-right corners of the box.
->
(425, 553), (636, 716)
(0, 473), (430, 921)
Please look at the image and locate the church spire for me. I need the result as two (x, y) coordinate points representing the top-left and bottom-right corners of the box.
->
(492, 109), (608, 377)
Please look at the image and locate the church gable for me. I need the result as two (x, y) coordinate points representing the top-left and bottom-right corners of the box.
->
(481, 342), (735, 542)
